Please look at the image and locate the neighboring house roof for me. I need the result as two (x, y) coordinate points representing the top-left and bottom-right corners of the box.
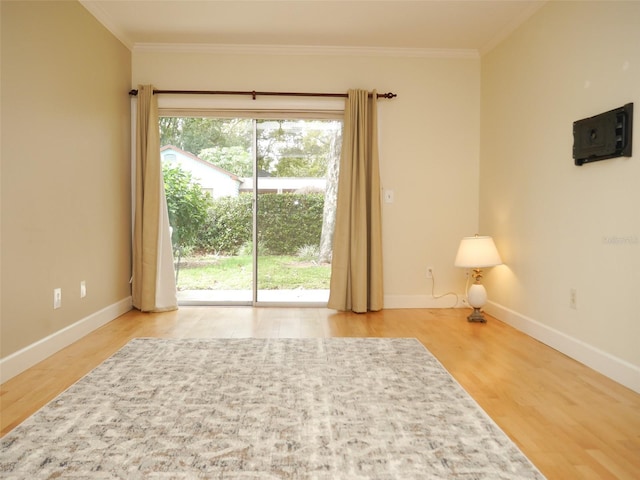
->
(239, 177), (326, 193)
(160, 145), (240, 181)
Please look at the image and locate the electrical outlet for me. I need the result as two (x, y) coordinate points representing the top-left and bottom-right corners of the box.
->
(569, 288), (577, 309)
(80, 281), (86, 298)
(426, 266), (433, 279)
(53, 288), (62, 309)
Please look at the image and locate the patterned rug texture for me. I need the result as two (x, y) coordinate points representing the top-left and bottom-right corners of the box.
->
(1, 338), (546, 479)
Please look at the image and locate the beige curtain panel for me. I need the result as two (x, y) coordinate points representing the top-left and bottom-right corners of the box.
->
(328, 89), (384, 313)
(132, 85), (178, 312)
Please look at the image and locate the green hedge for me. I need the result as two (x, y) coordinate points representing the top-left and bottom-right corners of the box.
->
(196, 193), (325, 256)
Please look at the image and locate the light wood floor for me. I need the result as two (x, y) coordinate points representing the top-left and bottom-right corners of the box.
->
(1, 307), (639, 479)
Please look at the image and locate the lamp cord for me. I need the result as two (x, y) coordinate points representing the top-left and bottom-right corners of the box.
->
(429, 270), (459, 308)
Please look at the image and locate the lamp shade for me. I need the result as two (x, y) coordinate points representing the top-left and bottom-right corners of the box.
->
(454, 235), (502, 268)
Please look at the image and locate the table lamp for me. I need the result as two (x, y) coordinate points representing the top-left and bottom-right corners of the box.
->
(454, 234), (502, 322)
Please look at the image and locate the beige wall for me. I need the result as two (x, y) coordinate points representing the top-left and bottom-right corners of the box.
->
(481, 1), (640, 368)
(1, 1), (132, 358)
(133, 50), (481, 306)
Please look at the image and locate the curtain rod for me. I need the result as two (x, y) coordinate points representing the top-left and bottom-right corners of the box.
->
(128, 89), (396, 100)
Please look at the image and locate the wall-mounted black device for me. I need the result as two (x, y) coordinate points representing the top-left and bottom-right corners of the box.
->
(572, 103), (633, 166)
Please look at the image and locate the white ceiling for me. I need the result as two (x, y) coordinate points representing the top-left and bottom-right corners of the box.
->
(80, 0), (546, 55)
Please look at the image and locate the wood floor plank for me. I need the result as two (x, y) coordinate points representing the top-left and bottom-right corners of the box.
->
(1, 307), (639, 479)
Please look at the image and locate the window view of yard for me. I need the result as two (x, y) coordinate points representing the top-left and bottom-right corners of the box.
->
(160, 116), (342, 303)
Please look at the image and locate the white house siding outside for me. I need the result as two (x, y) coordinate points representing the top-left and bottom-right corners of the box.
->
(160, 145), (241, 198)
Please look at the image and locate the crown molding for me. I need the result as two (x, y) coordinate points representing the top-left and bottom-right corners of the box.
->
(133, 43), (479, 59)
(79, 0), (134, 50)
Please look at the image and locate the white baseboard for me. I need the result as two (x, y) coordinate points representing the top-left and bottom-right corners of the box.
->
(0, 297), (132, 384)
(384, 294), (466, 309)
(485, 301), (640, 394)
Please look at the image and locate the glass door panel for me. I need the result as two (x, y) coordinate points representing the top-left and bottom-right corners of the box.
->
(160, 116), (254, 304)
(255, 119), (342, 304)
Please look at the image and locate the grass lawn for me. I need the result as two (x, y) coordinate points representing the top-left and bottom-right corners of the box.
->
(176, 254), (330, 290)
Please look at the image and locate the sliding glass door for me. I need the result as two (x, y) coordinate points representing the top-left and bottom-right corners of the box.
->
(160, 116), (254, 304)
(159, 114), (341, 305)
(255, 119), (341, 303)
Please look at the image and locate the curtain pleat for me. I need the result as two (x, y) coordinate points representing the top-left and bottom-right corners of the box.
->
(132, 85), (178, 312)
(328, 89), (383, 313)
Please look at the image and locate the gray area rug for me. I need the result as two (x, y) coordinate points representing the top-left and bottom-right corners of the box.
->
(1, 338), (546, 479)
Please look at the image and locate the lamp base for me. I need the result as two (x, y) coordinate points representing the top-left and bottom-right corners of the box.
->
(467, 307), (487, 323)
